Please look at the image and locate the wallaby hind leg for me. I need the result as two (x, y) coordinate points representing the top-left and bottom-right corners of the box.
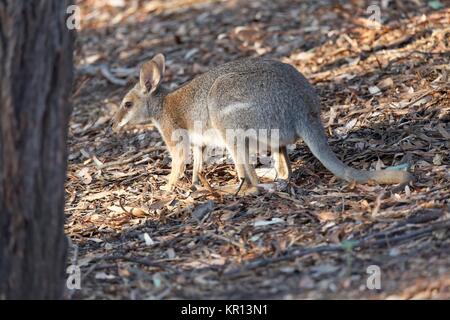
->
(192, 145), (204, 185)
(225, 138), (259, 193)
(273, 146), (291, 180)
(226, 145), (258, 186)
(237, 137), (259, 187)
(244, 163), (259, 187)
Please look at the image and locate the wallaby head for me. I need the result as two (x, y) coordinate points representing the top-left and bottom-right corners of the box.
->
(112, 53), (166, 131)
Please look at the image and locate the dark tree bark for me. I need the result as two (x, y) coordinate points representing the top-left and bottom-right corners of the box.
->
(0, 1), (73, 299)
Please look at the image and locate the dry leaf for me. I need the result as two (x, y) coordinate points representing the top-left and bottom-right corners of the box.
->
(436, 123), (450, 139)
(108, 205), (148, 217)
(378, 77), (394, 89)
(76, 167), (92, 185)
(166, 248), (176, 259)
(316, 211), (337, 222)
(369, 86), (381, 95)
(95, 272), (116, 280)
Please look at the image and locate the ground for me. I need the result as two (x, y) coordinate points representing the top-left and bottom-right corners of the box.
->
(66, 0), (449, 299)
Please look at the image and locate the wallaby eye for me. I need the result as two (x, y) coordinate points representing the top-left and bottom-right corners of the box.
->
(124, 101), (133, 109)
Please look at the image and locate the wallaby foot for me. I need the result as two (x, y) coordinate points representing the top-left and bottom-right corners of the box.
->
(217, 183), (261, 196)
(224, 139), (259, 187)
(160, 183), (175, 192)
(273, 146), (292, 180)
(241, 185), (261, 196)
(192, 145), (204, 186)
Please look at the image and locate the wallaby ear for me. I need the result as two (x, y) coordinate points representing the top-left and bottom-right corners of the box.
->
(152, 53), (165, 76)
(140, 54), (165, 94)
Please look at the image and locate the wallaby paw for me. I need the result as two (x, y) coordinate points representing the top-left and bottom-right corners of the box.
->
(216, 184), (238, 194)
(160, 184), (174, 192)
(241, 185), (261, 196)
(218, 184), (261, 196)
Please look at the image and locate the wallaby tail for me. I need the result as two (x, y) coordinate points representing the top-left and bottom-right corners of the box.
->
(297, 120), (412, 185)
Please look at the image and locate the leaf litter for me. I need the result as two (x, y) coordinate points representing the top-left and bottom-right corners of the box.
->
(66, 0), (449, 299)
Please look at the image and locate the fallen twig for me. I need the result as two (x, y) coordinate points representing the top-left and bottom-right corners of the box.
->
(198, 172), (222, 200)
(98, 146), (166, 169)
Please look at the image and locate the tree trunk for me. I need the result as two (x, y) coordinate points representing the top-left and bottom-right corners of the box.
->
(0, 1), (73, 299)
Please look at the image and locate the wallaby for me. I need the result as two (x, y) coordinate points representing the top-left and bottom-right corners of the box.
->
(112, 53), (412, 193)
